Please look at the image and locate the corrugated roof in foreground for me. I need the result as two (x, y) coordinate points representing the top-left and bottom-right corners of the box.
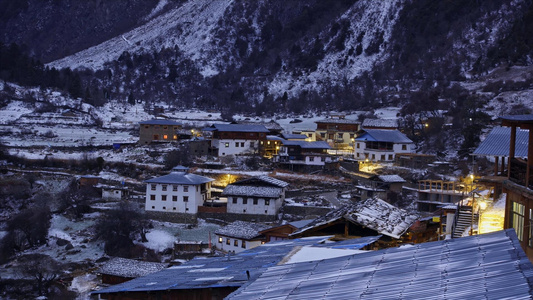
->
(473, 126), (529, 157)
(227, 229), (533, 300)
(92, 236), (331, 295)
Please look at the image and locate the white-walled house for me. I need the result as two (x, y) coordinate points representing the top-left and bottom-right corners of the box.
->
(144, 166), (214, 214)
(207, 124), (270, 156)
(215, 221), (269, 253)
(274, 140), (337, 166)
(354, 129), (414, 162)
(224, 176), (289, 216)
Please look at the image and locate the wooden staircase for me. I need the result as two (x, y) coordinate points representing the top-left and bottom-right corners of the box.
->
(452, 206), (479, 238)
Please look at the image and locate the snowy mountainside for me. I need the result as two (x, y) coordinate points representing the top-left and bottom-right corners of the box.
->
(48, 0), (233, 76)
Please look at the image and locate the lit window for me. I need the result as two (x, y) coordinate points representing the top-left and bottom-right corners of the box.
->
(234, 240), (238, 246)
(225, 143), (229, 147)
(265, 199), (270, 205)
(513, 202), (525, 241)
(173, 135), (178, 140)
(226, 238), (230, 245)
(163, 134), (168, 139)
(161, 195), (167, 201)
(241, 241), (246, 248)
(218, 237), (223, 243)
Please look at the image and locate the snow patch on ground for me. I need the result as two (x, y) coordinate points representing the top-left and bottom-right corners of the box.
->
(142, 229), (175, 252)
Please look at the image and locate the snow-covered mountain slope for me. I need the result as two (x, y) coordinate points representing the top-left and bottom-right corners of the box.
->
(48, 0), (232, 76)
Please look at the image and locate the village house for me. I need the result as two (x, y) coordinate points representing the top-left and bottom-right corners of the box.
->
(138, 119), (182, 144)
(144, 166), (214, 215)
(206, 124), (270, 156)
(315, 115), (360, 150)
(290, 197), (420, 248)
(273, 139), (337, 171)
(214, 220), (270, 253)
(262, 135), (283, 158)
(354, 129), (414, 162)
(497, 115), (533, 261)
(223, 176), (289, 221)
(259, 219), (313, 242)
(291, 129), (316, 141)
(353, 175), (406, 203)
(98, 257), (168, 285)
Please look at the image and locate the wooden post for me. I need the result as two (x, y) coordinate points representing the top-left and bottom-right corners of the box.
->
(494, 156), (499, 176)
(526, 129), (533, 188)
(508, 125), (517, 178)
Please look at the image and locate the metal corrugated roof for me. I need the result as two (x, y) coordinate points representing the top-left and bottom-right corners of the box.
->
(500, 114), (533, 122)
(355, 129), (413, 143)
(139, 119), (182, 126)
(282, 133), (308, 140)
(212, 124), (270, 133)
(473, 126), (529, 157)
(227, 229), (533, 299)
(92, 236), (332, 295)
(281, 140), (331, 149)
(145, 172), (214, 185)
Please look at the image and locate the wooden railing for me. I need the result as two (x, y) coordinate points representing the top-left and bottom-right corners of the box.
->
(509, 158), (533, 189)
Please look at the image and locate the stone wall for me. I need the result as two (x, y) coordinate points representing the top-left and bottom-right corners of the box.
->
(145, 211), (197, 224)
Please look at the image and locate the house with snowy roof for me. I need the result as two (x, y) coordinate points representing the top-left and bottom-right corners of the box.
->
(259, 219), (314, 242)
(290, 197), (420, 247)
(354, 129), (414, 162)
(223, 176), (289, 221)
(315, 115), (360, 150)
(144, 166), (214, 216)
(273, 139), (337, 171)
(98, 257), (168, 285)
(206, 123), (270, 156)
(138, 119), (182, 144)
(215, 220), (270, 253)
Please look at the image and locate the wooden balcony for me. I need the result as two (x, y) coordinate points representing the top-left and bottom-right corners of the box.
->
(509, 158), (533, 189)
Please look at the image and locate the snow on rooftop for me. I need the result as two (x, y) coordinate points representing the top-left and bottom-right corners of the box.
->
(215, 221), (270, 240)
(283, 246), (366, 265)
(222, 185), (283, 198)
(293, 198), (419, 239)
(99, 257), (168, 278)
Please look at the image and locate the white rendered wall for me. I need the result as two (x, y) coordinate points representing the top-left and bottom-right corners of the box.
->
(215, 235), (262, 253)
(217, 139), (258, 156)
(226, 197), (282, 215)
(145, 183), (210, 214)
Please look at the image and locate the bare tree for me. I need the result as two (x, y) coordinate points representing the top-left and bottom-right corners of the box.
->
(17, 254), (62, 296)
